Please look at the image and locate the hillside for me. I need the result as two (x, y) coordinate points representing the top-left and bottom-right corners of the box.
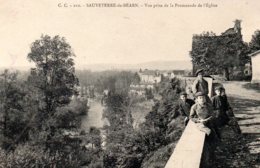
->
(79, 60), (192, 71)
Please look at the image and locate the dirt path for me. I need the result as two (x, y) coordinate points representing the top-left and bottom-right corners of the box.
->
(223, 81), (260, 160)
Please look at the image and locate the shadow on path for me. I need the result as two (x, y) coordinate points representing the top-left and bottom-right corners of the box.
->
(228, 96), (260, 113)
(214, 95), (260, 167)
(242, 83), (260, 93)
(240, 122), (260, 127)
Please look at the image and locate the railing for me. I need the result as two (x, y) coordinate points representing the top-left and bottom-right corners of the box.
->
(164, 121), (206, 168)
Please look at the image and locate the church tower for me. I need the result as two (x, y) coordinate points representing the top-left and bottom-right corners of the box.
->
(234, 19), (242, 35)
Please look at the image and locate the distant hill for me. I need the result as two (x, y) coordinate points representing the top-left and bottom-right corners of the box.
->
(0, 60), (192, 72)
(79, 60), (192, 71)
(0, 66), (31, 72)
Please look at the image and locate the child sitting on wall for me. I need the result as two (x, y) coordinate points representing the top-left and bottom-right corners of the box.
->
(190, 92), (216, 136)
(174, 91), (195, 126)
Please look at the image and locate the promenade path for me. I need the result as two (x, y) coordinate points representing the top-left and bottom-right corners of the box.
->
(223, 81), (260, 167)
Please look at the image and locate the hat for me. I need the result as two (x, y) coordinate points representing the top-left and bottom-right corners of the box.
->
(215, 85), (225, 91)
(214, 86), (223, 91)
(195, 69), (204, 76)
(180, 91), (187, 96)
(195, 92), (205, 97)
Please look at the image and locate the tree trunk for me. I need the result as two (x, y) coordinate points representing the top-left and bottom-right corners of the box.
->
(223, 68), (230, 81)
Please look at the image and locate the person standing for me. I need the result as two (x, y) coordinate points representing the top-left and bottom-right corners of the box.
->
(192, 69), (208, 95)
(192, 69), (211, 103)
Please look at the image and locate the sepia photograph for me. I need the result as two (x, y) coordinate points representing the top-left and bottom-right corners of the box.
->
(0, 0), (259, 167)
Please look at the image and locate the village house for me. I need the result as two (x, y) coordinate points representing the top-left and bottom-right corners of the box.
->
(138, 69), (161, 84)
(249, 50), (260, 83)
(162, 70), (192, 79)
(129, 69), (161, 96)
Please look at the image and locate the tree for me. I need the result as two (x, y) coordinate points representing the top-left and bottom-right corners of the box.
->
(249, 30), (260, 52)
(27, 35), (79, 150)
(0, 70), (28, 150)
(190, 33), (249, 80)
(89, 127), (102, 149)
(145, 88), (154, 100)
(27, 35), (78, 119)
(133, 72), (141, 84)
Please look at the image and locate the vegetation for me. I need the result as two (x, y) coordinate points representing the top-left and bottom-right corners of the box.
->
(190, 32), (250, 80)
(249, 30), (260, 52)
(76, 70), (136, 94)
(6, 31), (256, 167)
(0, 70), (28, 150)
(101, 77), (185, 168)
(0, 47), (187, 168)
(0, 35), (88, 167)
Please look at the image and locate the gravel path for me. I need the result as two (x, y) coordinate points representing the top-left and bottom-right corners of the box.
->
(215, 81), (260, 167)
(223, 81), (260, 136)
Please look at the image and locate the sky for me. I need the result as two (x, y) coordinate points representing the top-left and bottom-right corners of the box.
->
(0, 0), (260, 69)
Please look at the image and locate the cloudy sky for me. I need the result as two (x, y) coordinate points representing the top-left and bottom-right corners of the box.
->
(0, 0), (260, 69)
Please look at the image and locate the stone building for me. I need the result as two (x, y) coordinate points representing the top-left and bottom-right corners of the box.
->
(138, 69), (162, 84)
(249, 50), (260, 83)
(190, 20), (249, 80)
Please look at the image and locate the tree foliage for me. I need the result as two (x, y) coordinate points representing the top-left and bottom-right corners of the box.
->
(27, 35), (79, 142)
(103, 78), (185, 168)
(0, 143), (81, 168)
(0, 70), (29, 150)
(0, 35), (90, 167)
(27, 35), (79, 115)
(190, 32), (250, 80)
(77, 70), (135, 95)
(249, 30), (260, 52)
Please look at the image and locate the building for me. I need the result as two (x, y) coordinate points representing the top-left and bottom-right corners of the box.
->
(244, 62), (252, 77)
(129, 69), (161, 97)
(249, 50), (260, 83)
(172, 70), (189, 77)
(129, 83), (154, 96)
(162, 70), (192, 80)
(138, 69), (162, 84)
(191, 20), (248, 79)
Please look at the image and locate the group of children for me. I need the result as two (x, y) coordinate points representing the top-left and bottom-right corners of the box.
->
(171, 69), (241, 166)
(175, 85), (241, 138)
(174, 68), (241, 138)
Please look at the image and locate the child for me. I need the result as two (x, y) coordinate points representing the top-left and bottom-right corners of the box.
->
(192, 69), (212, 104)
(190, 92), (218, 165)
(190, 92), (215, 135)
(221, 87), (234, 117)
(174, 91), (195, 125)
(211, 86), (229, 127)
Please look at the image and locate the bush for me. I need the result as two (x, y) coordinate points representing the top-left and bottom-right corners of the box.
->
(0, 144), (81, 168)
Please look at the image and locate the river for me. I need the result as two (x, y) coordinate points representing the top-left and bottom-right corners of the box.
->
(80, 98), (110, 148)
(81, 98), (105, 132)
